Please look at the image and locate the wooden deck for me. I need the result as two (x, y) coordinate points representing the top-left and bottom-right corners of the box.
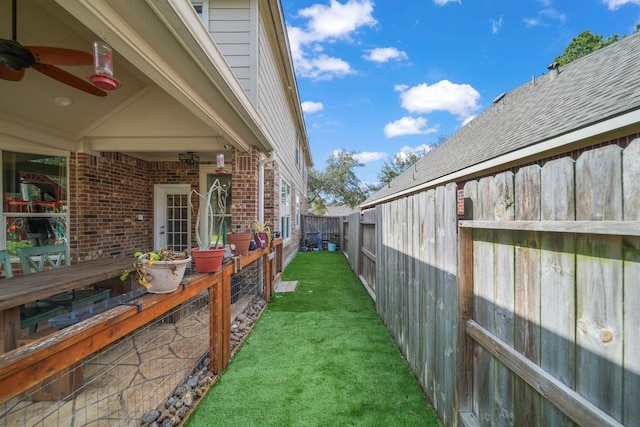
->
(0, 257), (131, 352)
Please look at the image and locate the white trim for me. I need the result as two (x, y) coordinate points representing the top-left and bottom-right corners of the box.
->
(362, 109), (640, 208)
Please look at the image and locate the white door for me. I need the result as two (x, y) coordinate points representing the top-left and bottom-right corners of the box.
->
(154, 184), (191, 252)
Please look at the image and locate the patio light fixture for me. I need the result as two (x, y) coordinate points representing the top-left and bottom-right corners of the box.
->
(179, 152), (199, 166)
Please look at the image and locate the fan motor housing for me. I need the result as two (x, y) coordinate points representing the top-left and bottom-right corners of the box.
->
(0, 39), (35, 70)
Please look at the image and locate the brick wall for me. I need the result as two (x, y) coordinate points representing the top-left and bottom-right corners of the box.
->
(68, 148), (302, 269)
(230, 148), (260, 232)
(70, 152), (198, 262)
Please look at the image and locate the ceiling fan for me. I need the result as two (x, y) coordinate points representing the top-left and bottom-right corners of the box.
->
(0, 0), (106, 96)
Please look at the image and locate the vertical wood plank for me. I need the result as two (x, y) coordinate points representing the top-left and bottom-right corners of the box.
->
(514, 165), (542, 426)
(491, 171), (515, 427)
(375, 204), (384, 319)
(413, 193), (426, 385)
(575, 145), (623, 421)
(441, 183), (459, 426)
(434, 186), (446, 415)
(425, 189), (437, 400)
(459, 181), (478, 417)
(413, 193), (423, 382)
(540, 156), (576, 426)
(622, 138), (640, 426)
(474, 176), (495, 426)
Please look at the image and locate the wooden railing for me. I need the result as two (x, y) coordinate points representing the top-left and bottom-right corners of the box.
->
(0, 246), (275, 405)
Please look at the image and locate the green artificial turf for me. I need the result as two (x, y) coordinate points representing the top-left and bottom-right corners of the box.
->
(186, 251), (441, 427)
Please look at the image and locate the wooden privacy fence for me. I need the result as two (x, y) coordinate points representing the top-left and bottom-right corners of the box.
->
(301, 214), (340, 249)
(343, 139), (640, 427)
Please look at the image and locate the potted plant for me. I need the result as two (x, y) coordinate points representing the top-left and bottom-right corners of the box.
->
(120, 247), (191, 294)
(226, 229), (253, 256)
(250, 220), (271, 249)
(189, 179), (229, 272)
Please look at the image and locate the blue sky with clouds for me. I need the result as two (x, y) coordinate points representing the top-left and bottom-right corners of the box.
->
(281, 0), (640, 184)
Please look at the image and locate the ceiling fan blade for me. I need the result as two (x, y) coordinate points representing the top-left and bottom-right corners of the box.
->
(32, 63), (106, 97)
(0, 61), (25, 81)
(26, 46), (92, 66)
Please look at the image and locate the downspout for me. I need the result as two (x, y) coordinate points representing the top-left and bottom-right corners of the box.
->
(259, 151), (276, 224)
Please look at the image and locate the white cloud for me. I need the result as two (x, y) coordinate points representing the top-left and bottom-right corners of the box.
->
(396, 80), (481, 121)
(523, 7), (566, 27)
(302, 101), (324, 113)
(603, 0), (640, 9)
(384, 116), (438, 138)
(491, 16), (503, 34)
(540, 8), (567, 24)
(523, 17), (542, 27)
(434, 0), (461, 5)
(331, 149), (387, 163)
(461, 115), (476, 127)
(363, 47), (408, 63)
(354, 151), (388, 163)
(396, 144), (434, 161)
(287, 0), (377, 80)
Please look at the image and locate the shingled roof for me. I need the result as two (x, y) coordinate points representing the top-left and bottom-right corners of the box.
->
(363, 32), (640, 208)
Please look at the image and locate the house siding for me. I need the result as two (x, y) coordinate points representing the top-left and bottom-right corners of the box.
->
(207, 0), (253, 97)
(256, 14), (306, 260)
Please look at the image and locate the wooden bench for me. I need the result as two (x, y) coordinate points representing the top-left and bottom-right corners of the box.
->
(1, 249), (64, 334)
(15, 245), (111, 331)
(1, 257), (132, 352)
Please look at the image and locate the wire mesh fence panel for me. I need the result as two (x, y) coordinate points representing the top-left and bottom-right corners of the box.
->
(0, 292), (210, 427)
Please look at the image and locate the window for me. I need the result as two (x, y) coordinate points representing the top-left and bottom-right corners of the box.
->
(295, 193), (300, 228)
(280, 179), (291, 242)
(191, 1), (209, 25)
(2, 151), (68, 254)
(200, 168), (231, 245)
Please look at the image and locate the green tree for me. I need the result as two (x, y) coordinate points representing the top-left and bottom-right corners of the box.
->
(307, 150), (368, 213)
(553, 30), (619, 66)
(371, 137), (446, 192)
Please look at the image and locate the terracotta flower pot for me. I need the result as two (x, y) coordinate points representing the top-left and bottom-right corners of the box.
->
(226, 232), (253, 256)
(191, 247), (225, 273)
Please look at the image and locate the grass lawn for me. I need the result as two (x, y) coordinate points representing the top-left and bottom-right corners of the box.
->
(186, 251), (442, 427)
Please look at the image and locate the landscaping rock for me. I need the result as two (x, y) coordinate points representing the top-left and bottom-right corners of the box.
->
(139, 296), (265, 426)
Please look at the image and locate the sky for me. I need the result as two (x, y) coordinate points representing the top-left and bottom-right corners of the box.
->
(280, 0), (640, 185)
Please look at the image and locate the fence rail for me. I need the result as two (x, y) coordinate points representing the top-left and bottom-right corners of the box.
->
(342, 139), (640, 427)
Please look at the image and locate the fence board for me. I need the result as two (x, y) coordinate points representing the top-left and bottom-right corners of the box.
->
(540, 156), (576, 427)
(473, 177), (495, 426)
(491, 172), (515, 427)
(514, 165), (542, 426)
(623, 138), (640, 426)
(425, 189), (437, 399)
(575, 146), (624, 422)
(415, 191), (428, 393)
(442, 183), (459, 425)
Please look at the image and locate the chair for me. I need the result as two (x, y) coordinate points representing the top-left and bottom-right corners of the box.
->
(2, 248), (63, 333)
(16, 243), (70, 273)
(0, 249), (12, 279)
(16, 244), (109, 331)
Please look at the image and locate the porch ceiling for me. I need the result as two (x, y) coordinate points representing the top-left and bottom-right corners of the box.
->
(0, 0), (273, 162)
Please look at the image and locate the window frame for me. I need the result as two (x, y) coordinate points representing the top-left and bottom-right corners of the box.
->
(280, 178), (291, 243)
(1, 150), (70, 253)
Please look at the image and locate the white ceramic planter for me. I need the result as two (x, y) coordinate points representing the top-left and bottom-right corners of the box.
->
(142, 257), (191, 293)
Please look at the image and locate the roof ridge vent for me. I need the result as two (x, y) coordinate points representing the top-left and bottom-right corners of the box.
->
(548, 62), (560, 81)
